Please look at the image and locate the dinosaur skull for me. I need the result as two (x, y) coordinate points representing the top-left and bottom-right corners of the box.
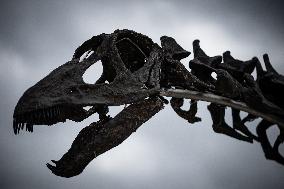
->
(13, 29), (162, 134)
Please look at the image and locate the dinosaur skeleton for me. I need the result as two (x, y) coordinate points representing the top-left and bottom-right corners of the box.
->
(13, 29), (284, 177)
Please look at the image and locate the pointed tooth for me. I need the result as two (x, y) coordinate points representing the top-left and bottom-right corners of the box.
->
(59, 107), (63, 119)
(42, 110), (46, 121)
(49, 109), (52, 118)
(15, 123), (18, 134)
(46, 110), (49, 120)
(49, 109), (52, 120)
(49, 109), (53, 121)
(27, 123), (30, 132)
(17, 123), (20, 134)
(48, 109), (51, 119)
(39, 110), (43, 121)
(53, 107), (57, 116)
(52, 108), (56, 118)
(42, 110), (46, 122)
(46, 163), (57, 172)
(51, 160), (58, 164)
(56, 107), (59, 116)
(56, 107), (60, 115)
(13, 119), (17, 135)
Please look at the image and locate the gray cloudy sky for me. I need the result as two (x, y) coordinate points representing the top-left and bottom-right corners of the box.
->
(1, 0), (284, 188)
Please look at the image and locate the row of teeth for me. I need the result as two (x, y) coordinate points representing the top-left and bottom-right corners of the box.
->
(13, 106), (64, 135)
(13, 121), (33, 134)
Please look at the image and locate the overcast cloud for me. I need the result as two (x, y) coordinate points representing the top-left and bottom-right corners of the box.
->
(0, 0), (284, 188)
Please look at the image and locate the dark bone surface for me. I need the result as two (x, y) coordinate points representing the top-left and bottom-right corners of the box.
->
(13, 29), (284, 177)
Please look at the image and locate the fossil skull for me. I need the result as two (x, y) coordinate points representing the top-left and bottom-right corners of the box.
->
(13, 29), (162, 134)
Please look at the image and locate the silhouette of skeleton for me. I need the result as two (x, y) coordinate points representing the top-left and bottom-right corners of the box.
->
(13, 29), (284, 177)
